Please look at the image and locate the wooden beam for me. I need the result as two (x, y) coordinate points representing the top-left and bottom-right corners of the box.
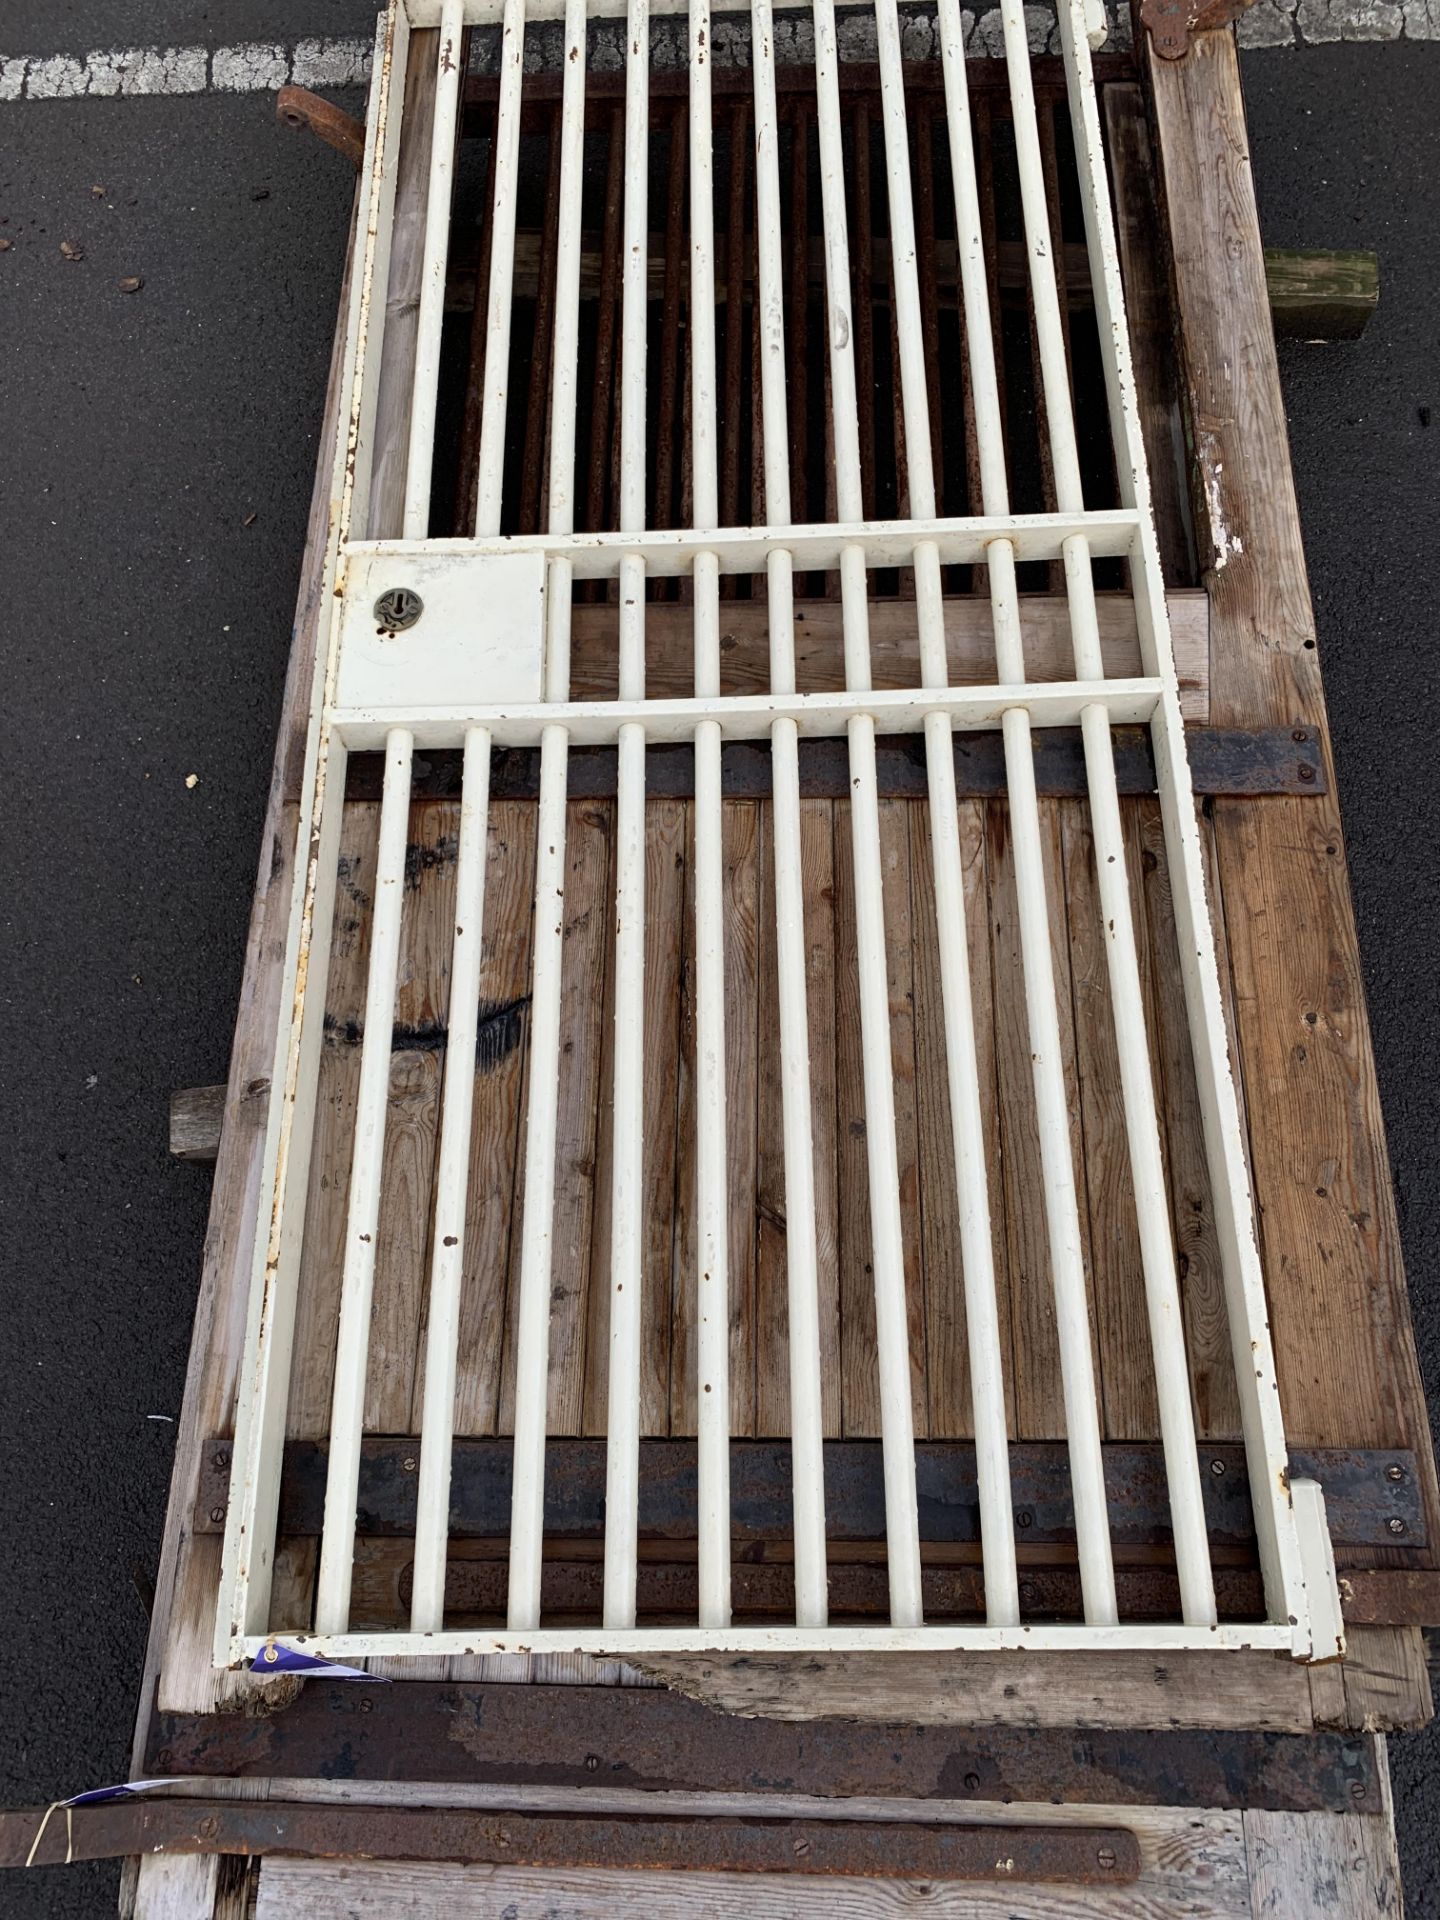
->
(1138, 24), (1437, 1725)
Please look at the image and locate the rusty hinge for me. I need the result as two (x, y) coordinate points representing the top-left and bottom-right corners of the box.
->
(1139, 0), (1257, 59)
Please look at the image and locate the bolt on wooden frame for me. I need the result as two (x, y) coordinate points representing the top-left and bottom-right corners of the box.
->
(215, 0), (1344, 1665)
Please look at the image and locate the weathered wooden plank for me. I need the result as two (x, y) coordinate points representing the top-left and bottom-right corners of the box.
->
(537, 800), (613, 1436)
(754, 800), (844, 1438)
(367, 803), (455, 1433)
(365, 28), (440, 538)
(1244, 1808), (1401, 1916)
(585, 799), (686, 1436)
(673, 802), (761, 1436)
(1103, 82), (1195, 591)
(243, 1793), (1250, 1920)
(257, 1837), (1250, 1920)
(1141, 25), (1440, 1602)
(909, 797), (1012, 1439)
(451, 803), (538, 1437)
(1337, 1625), (1434, 1733)
(169, 1084), (229, 1164)
(630, 1649), (1315, 1734)
(1136, 798), (1242, 1440)
(1209, 798), (1418, 1452)
(721, 803), (763, 1439)
(131, 179), (362, 1756)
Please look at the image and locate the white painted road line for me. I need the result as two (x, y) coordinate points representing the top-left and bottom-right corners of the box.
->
(0, 0), (1435, 103)
(0, 37), (373, 103)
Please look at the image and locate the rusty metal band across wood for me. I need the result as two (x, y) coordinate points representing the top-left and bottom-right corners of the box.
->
(196, 1436), (1419, 1550)
(342, 725), (1327, 801)
(142, 1685), (1382, 1813)
(0, 1799), (1140, 1882)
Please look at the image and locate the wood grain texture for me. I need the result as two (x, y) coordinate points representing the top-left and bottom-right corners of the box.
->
(1336, 1626), (1433, 1733)
(364, 28), (439, 541)
(629, 1649), (1315, 1732)
(1243, 1809), (1401, 1917)
(754, 799), (844, 1438)
(367, 803), (456, 1433)
(1136, 799), (1241, 1440)
(535, 800), (613, 1437)
(452, 803), (537, 1437)
(1102, 83), (1195, 593)
(169, 1083), (227, 1164)
(1143, 26), (1439, 1611)
(132, 188), (362, 1750)
(584, 799), (687, 1436)
(833, 799), (927, 1438)
(258, 1843), (1251, 1920)
(909, 798), (1012, 1440)
(673, 801), (761, 1436)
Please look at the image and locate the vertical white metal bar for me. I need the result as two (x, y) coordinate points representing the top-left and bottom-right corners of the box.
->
(689, 0), (732, 1630)
(812, 0), (922, 1628)
(1000, 0), (1214, 1626)
(402, 0), (466, 538)
(315, 726), (414, 1634)
(937, 0), (1116, 1625)
(412, 726), (492, 1631)
(506, 0), (589, 1637)
(603, 0), (651, 1631)
(751, 0), (828, 1629)
(1055, 0), (1309, 1635)
(874, 0), (1017, 1627)
(473, 0), (528, 536)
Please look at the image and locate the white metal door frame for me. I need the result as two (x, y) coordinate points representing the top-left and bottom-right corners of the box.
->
(215, 0), (1344, 1667)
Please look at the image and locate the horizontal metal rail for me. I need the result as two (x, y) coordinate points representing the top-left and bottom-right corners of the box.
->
(341, 506), (1143, 575)
(215, 0), (1340, 1671)
(331, 679), (1165, 748)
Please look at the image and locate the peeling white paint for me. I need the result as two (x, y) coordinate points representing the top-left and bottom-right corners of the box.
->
(1199, 443), (1245, 572)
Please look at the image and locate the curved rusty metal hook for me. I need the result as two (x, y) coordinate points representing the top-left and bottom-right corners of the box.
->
(276, 85), (366, 168)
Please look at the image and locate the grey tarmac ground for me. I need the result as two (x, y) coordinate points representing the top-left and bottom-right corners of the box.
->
(1, 17), (1437, 1916)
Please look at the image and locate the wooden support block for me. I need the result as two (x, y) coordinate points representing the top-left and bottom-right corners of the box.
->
(169, 1084), (227, 1163)
(1264, 247), (1379, 342)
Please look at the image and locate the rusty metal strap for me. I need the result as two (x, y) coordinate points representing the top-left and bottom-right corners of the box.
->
(145, 1688), (1382, 1814)
(195, 1437), (1420, 1551)
(2, 1797), (1138, 1883)
(341, 725), (1326, 802)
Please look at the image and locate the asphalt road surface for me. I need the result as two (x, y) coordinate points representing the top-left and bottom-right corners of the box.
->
(1, 27), (1437, 1918)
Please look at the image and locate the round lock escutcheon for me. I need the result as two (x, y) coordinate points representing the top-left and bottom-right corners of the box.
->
(374, 586), (424, 634)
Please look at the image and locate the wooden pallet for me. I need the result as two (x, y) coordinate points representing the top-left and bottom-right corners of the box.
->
(110, 20), (1432, 1919)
